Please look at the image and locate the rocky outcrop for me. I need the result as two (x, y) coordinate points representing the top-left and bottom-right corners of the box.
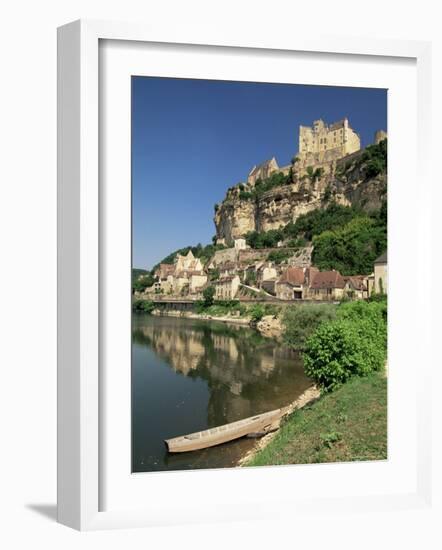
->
(256, 315), (283, 341)
(214, 199), (256, 244)
(256, 186), (321, 233)
(214, 168), (386, 242)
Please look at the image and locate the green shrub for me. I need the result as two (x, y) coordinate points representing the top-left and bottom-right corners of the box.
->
(132, 299), (155, 313)
(248, 304), (266, 322)
(312, 217), (387, 275)
(132, 272), (155, 293)
(303, 303), (387, 392)
(202, 286), (215, 307)
(267, 249), (292, 264)
(195, 299), (246, 317)
(282, 304), (337, 350)
(337, 297), (387, 329)
(246, 228), (283, 249)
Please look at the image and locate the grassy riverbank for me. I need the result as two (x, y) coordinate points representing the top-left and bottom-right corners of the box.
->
(245, 371), (387, 466)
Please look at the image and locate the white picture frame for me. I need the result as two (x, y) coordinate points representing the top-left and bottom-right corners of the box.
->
(57, 19), (433, 531)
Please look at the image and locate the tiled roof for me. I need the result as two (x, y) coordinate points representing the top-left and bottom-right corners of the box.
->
(310, 270), (345, 290)
(155, 263), (175, 278)
(343, 275), (367, 291)
(374, 251), (387, 264)
(248, 157), (277, 177)
(278, 267), (305, 286)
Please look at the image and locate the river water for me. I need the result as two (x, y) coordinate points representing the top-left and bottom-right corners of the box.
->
(132, 314), (311, 472)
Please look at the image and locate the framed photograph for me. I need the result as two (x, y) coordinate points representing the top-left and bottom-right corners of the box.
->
(57, 20), (432, 530)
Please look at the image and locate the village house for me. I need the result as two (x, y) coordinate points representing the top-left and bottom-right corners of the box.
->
(256, 261), (280, 295)
(275, 267), (307, 300)
(308, 270), (346, 301)
(374, 251), (387, 295)
(343, 275), (368, 300)
(234, 238), (248, 250)
(259, 261), (278, 283)
(214, 275), (241, 300)
(216, 262), (237, 278)
(152, 250), (208, 296)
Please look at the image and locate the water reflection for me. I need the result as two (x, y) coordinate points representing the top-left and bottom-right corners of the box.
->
(132, 315), (311, 472)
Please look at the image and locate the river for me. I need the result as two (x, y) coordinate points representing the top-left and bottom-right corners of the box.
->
(132, 314), (311, 472)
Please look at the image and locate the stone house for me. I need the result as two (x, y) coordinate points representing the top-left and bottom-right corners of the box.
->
(308, 270), (346, 301)
(247, 157), (279, 185)
(343, 275), (368, 300)
(234, 238), (247, 250)
(214, 275), (241, 300)
(151, 250), (207, 296)
(255, 261), (278, 287)
(217, 262), (237, 278)
(154, 263), (175, 280)
(175, 250), (204, 273)
(275, 267), (307, 300)
(373, 251), (387, 295)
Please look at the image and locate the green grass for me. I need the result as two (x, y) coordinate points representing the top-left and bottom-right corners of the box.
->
(245, 372), (387, 466)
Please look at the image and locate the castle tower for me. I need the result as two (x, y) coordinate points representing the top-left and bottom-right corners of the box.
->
(297, 118), (360, 167)
(374, 130), (387, 144)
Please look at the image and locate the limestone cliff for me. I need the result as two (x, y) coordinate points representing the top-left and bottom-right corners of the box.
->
(214, 146), (387, 243)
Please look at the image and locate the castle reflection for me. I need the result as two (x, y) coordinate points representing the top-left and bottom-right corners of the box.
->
(132, 315), (311, 428)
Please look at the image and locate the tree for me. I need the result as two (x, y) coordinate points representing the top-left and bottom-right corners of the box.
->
(132, 272), (155, 293)
(312, 216), (387, 275)
(203, 286), (215, 307)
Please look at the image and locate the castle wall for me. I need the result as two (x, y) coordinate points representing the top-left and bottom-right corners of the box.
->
(299, 118), (360, 163)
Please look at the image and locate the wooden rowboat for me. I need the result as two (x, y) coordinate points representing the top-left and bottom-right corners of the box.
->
(165, 408), (287, 453)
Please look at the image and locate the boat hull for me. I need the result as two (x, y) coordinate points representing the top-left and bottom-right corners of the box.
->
(165, 408), (285, 453)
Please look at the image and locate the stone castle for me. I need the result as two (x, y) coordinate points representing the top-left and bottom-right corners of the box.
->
(136, 118), (387, 303)
(297, 118), (360, 169)
(214, 118), (386, 244)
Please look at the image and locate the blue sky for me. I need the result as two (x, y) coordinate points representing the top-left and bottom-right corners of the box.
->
(132, 77), (387, 270)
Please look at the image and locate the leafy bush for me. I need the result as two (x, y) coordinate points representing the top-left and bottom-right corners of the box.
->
(267, 249), (292, 264)
(282, 304), (336, 350)
(239, 190), (253, 200)
(361, 138), (387, 179)
(202, 285), (215, 307)
(132, 273), (155, 293)
(303, 300), (387, 391)
(283, 203), (361, 241)
(195, 299), (246, 317)
(245, 228), (283, 249)
(132, 299), (155, 313)
(238, 172), (291, 202)
(248, 304), (266, 323)
(312, 216), (387, 275)
(305, 166), (323, 183)
(337, 297), (387, 327)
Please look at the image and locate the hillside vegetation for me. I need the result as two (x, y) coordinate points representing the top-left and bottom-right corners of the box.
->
(245, 201), (387, 275)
